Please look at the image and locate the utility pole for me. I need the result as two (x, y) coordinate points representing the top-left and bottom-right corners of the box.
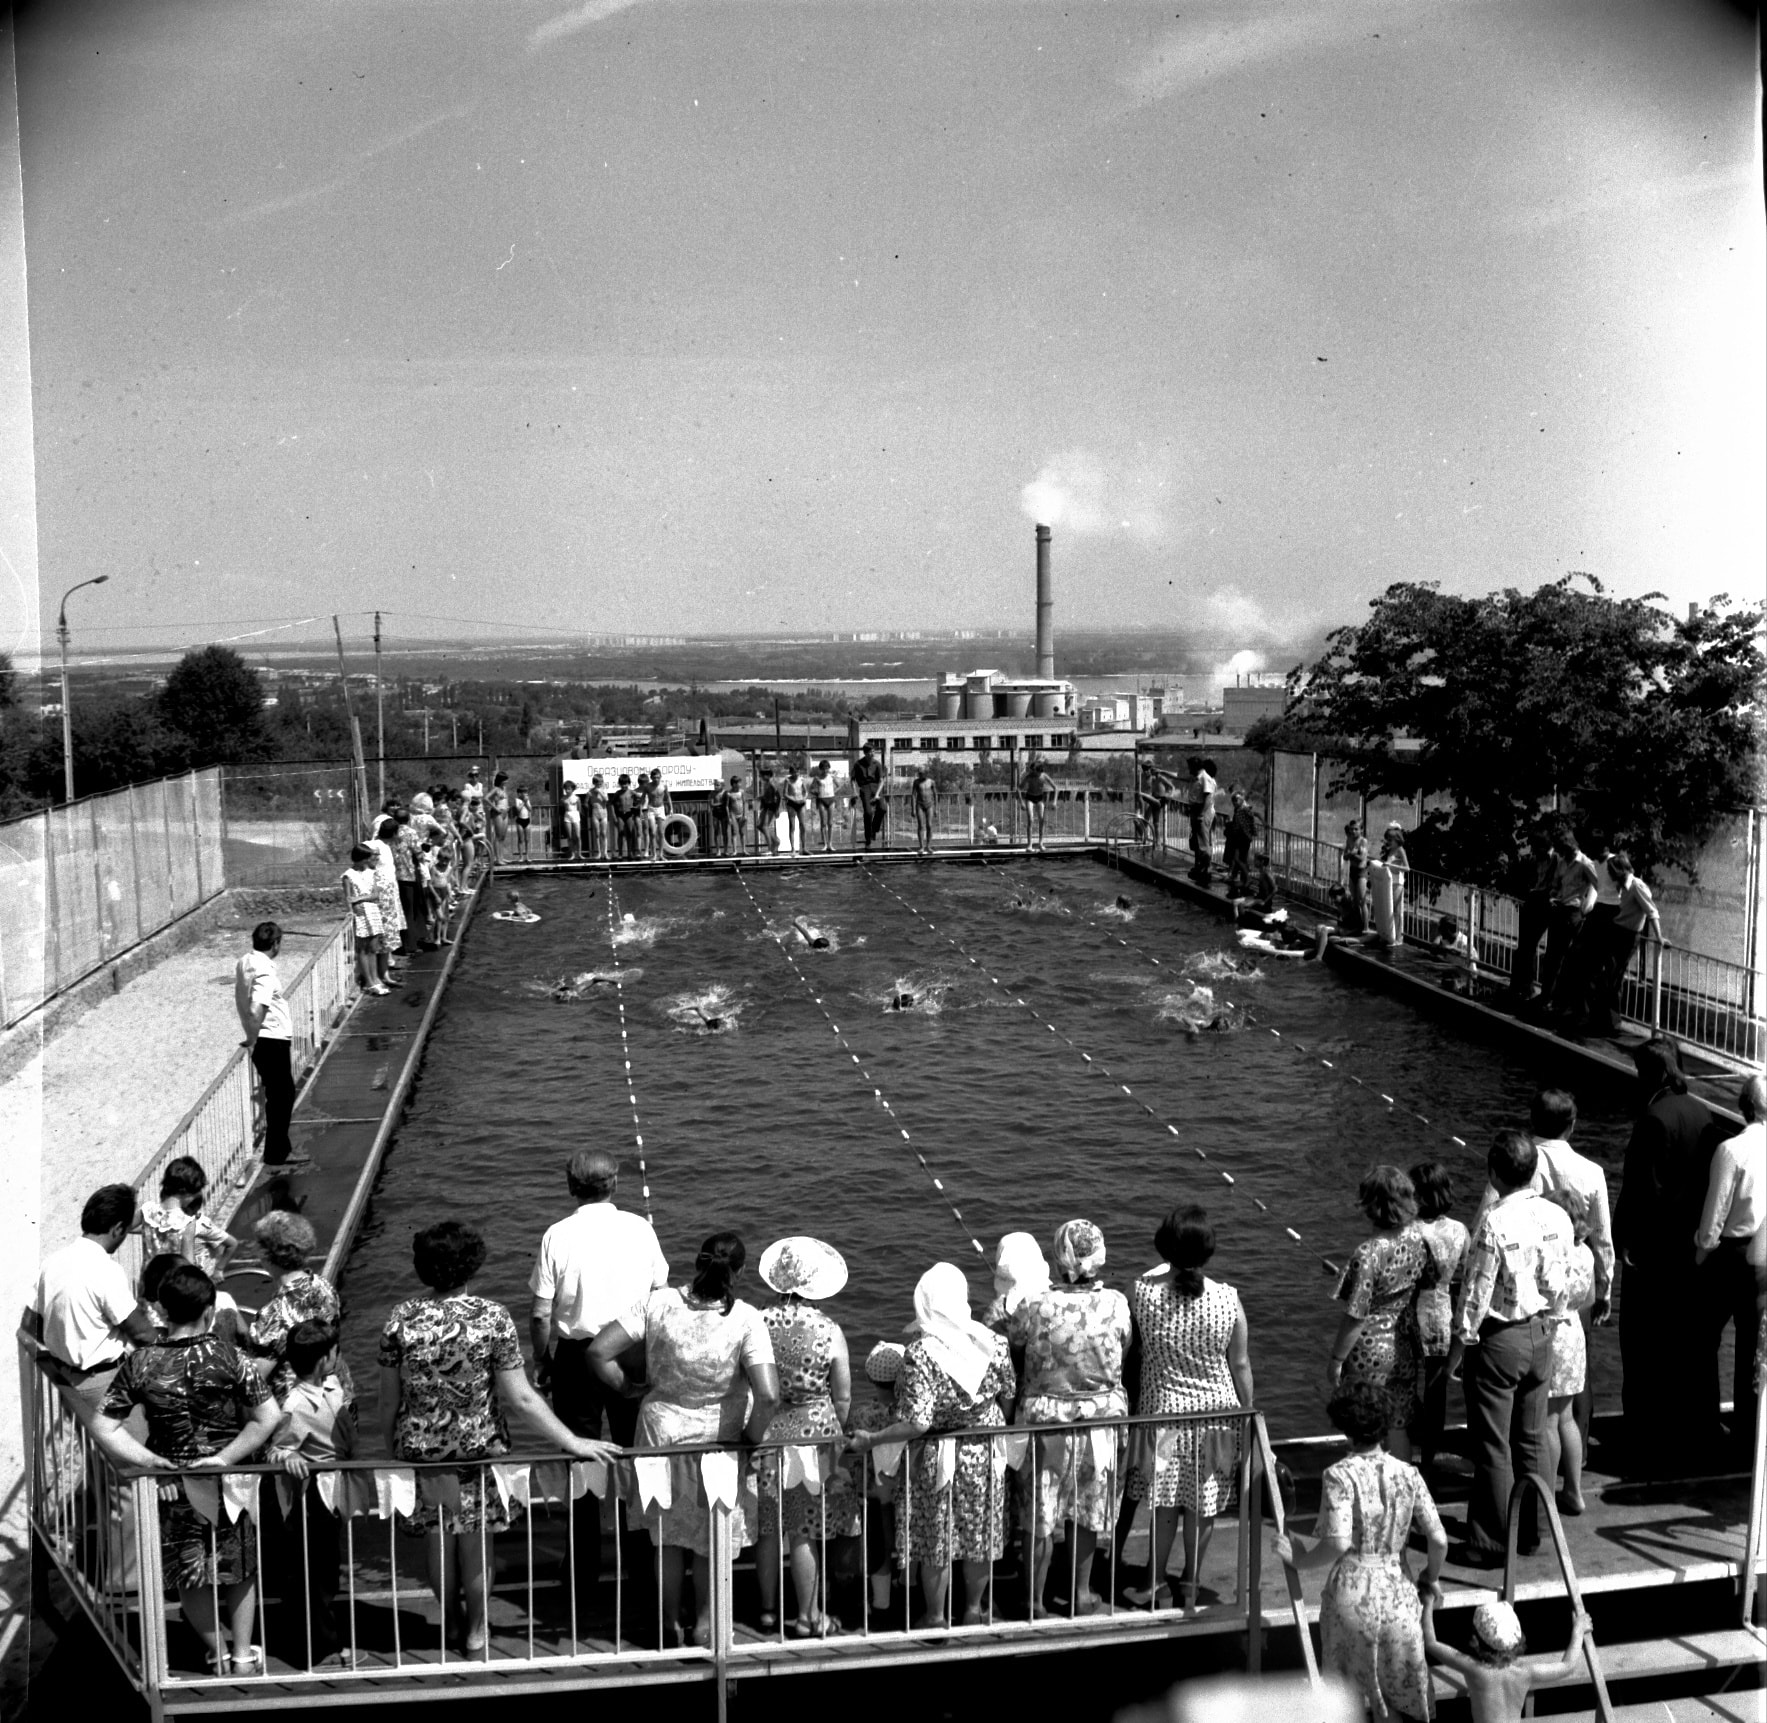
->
(424, 709), (430, 754)
(373, 610), (385, 811)
(332, 614), (369, 832)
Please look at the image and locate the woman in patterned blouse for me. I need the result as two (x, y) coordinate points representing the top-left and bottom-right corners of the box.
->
(378, 1222), (619, 1655)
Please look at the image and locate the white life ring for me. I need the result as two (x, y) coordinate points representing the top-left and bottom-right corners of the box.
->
(660, 813), (699, 859)
(491, 909), (542, 924)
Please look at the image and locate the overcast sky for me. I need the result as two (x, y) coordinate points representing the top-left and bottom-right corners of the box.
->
(2, 0), (1760, 663)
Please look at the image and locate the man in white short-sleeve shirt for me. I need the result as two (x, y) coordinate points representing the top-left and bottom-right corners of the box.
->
(1695, 1075), (1766, 1460)
(236, 920), (298, 1165)
(27, 1184), (157, 1419)
(530, 1148), (667, 1603)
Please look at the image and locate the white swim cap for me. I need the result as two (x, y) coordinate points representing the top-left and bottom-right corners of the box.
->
(1471, 1599), (1525, 1657)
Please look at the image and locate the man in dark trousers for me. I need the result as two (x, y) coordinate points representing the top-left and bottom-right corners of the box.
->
(1613, 1036), (1719, 1475)
(851, 740), (886, 850)
(236, 921), (298, 1166)
(1222, 787), (1258, 895)
(1506, 825), (1557, 1008)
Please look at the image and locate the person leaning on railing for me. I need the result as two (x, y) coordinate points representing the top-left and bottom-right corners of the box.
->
(23, 1183), (159, 1423)
(847, 1262), (1018, 1630)
(236, 921), (298, 1168)
(378, 1220), (621, 1657)
(588, 1231), (781, 1650)
(90, 1260), (281, 1677)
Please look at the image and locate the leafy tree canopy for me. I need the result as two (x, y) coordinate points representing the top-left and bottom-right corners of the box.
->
(1269, 576), (1763, 887)
(157, 645), (272, 766)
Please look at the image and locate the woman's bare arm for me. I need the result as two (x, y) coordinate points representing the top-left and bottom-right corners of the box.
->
(1227, 1310), (1254, 1407)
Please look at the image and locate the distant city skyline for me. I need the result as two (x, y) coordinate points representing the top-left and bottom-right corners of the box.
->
(1, 0), (1759, 670)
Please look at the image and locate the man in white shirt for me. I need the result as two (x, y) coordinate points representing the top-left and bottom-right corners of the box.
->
(1187, 754), (1218, 883)
(530, 1149), (668, 1607)
(236, 921), (298, 1165)
(1469, 1090), (1614, 1324)
(1454, 1130), (1571, 1564)
(25, 1184), (158, 1421)
(1695, 1076), (1766, 1460)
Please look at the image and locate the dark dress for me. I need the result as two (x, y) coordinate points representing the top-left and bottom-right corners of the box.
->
(102, 1334), (271, 1591)
(1615, 1090), (1719, 1468)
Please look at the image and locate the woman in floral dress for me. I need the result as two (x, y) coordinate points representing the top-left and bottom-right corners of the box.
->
(1123, 1205), (1253, 1610)
(248, 1211), (350, 1401)
(1407, 1162), (1470, 1476)
(1328, 1166), (1437, 1461)
(1012, 1219), (1131, 1617)
(848, 1263), (1017, 1628)
(368, 815), (407, 962)
(379, 1222), (616, 1655)
(93, 1262), (280, 1676)
(1544, 1187), (1598, 1514)
(589, 1231), (780, 1648)
(1277, 1382), (1447, 1721)
(753, 1237), (855, 1637)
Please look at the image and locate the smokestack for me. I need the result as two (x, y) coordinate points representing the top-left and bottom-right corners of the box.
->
(1035, 524), (1054, 679)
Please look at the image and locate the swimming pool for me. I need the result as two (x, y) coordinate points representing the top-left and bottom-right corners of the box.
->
(337, 857), (1633, 1435)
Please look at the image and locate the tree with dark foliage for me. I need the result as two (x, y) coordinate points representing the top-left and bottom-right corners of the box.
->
(1268, 577), (1763, 888)
(158, 645), (272, 767)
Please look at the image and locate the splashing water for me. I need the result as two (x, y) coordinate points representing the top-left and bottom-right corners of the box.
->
(1186, 950), (1265, 984)
(665, 982), (744, 1035)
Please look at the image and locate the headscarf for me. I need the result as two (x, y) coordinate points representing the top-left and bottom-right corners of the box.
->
(1053, 1218), (1107, 1284)
(992, 1232), (1051, 1314)
(912, 1263), (999, 1398)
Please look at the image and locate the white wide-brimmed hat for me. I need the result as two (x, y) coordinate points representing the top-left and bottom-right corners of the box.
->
(865, 1341), (906, 1385)
(758, 1236), (848, 1301)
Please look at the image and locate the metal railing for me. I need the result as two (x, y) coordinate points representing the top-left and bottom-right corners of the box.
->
(23, 1388), (1302, 1701)
(526, 791), (1132, 859)
(1260, 828), (1764, 1067)
(119, 916), (354, 1285)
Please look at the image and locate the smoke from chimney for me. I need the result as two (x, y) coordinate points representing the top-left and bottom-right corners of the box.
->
(1035, 524), (1054, 679)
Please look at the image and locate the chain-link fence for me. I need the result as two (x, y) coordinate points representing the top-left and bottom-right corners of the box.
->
(0, 769), (224, 1028)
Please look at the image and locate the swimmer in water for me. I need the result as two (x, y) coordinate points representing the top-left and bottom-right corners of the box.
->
(694, 1005), (728, 1031)
(793, 916), (831, 950)
(888, 988), (917, 1011)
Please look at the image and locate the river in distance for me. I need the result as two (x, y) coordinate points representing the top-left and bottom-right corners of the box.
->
(338, 858), (1634, 1444)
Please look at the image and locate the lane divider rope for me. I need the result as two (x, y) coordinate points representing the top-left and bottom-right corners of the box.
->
(859, 861), (1345, 1274)
(602, 870), (654, 1224)
(733, 865), (987, 1261)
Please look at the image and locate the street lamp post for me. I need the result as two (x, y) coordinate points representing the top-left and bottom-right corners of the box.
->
(57, 574), (110, 803)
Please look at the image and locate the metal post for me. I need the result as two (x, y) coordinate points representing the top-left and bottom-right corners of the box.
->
(58, 615), (73, 804)
(1651, 938), (1664, 1031)
(374, 610), (386, 813)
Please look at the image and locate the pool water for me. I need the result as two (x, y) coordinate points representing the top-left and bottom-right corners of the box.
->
(338, 858), (1632, 1439)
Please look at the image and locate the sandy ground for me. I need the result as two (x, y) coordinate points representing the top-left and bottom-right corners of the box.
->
(0, 900), (337, 1706)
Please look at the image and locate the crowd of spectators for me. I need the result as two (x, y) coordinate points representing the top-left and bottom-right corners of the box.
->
(25, 1039), (1762, 1696)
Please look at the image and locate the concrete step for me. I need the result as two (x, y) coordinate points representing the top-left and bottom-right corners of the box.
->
(1434, 1628), (1765, 1706)
(1550, 1698), (1765, 1723)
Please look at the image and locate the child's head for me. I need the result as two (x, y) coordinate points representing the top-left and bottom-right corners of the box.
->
(283, 1318), (339, 1383)
(141, 1252), (184, 1308)
(159, 1155), (208, 1208)
(1469, 1598), (1527, 1665)
(1253, 852), (1270, 869)
(1436, 914), (1458, 941)
(350, 843), (374, 866)
(157, 1262), (217, 1327)
(1326, 1382), (1390, 1447)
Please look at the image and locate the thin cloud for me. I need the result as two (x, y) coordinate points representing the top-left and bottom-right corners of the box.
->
(223, 106), (472, 225)
(529, 0), (650, 50)
(1120, 9), (1350, 107)
(1505, 162), (1757, 233)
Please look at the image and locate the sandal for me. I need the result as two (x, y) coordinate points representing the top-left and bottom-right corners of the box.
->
(791, 1616), (845, 1639)
(1121, 1583), (1174, 1610)
(229, 1646), (265, 1676)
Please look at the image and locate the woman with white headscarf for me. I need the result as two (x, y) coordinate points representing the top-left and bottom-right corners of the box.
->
(1011, 1220), (1132, 1617)
(981, 1232), (1051, 1331)
(848, 1264), (1017, 1627)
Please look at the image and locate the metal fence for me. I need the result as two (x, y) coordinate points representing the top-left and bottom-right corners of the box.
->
(527, 789), (1138, 859)
(0, 769), (225, 1028)
(20, 1392), (1290, 1703)
(1259, 827), (1765, 1068)
(118, 916), (353, 1286)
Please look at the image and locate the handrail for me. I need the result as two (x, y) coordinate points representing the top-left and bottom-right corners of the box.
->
(1743, 1377), (1766, 1627)
(1503, 1472), (1614, 1722)
(1252, 1413), (1319, 1685)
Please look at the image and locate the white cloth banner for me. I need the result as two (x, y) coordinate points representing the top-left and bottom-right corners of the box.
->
(1090, 1427), (1117, 1476)
(183, 1473), (260, 1525)
(998, 1432), (1032, 1472)
(932, 1438), (957, 1490)
(492, 1464), (533, 1511)
(376, 1468), (418, 1521)
(633, 1456), (673, 1512)
(571, 1459), (609, 1500)
(700, 1450), (740, 1511)
(781, 1446), (826, 1496)
(871, 1442), (907, 1479)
